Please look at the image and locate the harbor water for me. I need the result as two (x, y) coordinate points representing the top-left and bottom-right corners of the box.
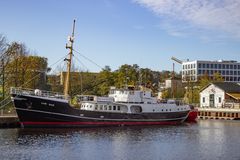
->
(0, 120), (240, 160)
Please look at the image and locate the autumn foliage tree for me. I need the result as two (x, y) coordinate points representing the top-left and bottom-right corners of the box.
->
(3, 42), (48, 94)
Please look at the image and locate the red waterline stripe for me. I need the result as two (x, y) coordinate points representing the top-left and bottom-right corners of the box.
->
(21, 121), (179, 126)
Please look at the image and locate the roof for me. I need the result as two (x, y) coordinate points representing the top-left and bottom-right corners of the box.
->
(226, 93), (240, 100)
(213, 82), (240, 93)
(200, 82), (240, 93)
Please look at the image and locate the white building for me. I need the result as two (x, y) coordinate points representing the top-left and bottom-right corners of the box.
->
(182, 60), (240, 82)
(200, 82), (240, 108)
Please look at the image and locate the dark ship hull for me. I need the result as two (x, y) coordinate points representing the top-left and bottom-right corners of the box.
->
(11, 94), (189, 128)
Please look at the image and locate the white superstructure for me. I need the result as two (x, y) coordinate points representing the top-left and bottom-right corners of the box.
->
(78, 87), (190, 114)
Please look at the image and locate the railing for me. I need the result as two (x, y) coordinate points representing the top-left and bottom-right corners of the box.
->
(0, 97), (12, 109)
(10, 87), (68, 100)
(0, 96), (16, 116)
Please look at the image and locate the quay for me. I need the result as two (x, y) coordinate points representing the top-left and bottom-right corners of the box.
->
(198, 108), (240, 120)
(0, 115), (19, 128)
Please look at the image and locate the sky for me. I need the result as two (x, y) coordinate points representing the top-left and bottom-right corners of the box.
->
(1, 0), (240, 73)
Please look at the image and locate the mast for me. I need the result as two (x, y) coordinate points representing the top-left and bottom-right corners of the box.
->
(171, 63), (175, 99)
(64, 20), (76, 99)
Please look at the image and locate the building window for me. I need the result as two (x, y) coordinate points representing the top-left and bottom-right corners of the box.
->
(223, 64), (225, 69)
(210, 64), (213, 68)
(218, 64), (222, 69)
(203, 64), (205, 68)
(215, 64), (217, 69)
(234, 65), (237, 69)
(230, 65), (233, 69)
(234, 77), (237, 81)
(238, 65), (240, 69)
(203, 97), (205, 103)
(198, 70), (201, 74)
(207, 64), (209, 68)
(198, 63), (202, 68)
(226, 65), (229, 69)
(219, 97), (221, 103)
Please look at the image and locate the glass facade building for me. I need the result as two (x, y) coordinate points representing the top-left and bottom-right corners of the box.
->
(182, 60), (240, 82)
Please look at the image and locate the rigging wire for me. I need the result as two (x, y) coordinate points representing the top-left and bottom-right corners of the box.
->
(72, 54), (89, 71)
(73, 49), (104, 70)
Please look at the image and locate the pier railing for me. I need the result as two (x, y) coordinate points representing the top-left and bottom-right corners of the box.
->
(10, 87), (68, 100)
(0, 96), (16, 116)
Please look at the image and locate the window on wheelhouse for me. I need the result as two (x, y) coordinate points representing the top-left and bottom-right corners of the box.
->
(108, 106), (112, 110)
(113, 106), (116, 110)
(104, 105), (107, 110)
(117, 106), (120, 111)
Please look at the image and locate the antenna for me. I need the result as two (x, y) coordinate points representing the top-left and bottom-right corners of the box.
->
(72, 19), (76, 38)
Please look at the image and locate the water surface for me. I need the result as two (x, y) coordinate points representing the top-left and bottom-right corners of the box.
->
(0, 120), (240, 160)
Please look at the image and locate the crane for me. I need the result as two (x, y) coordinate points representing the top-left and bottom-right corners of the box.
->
(171, 57), (183, 64)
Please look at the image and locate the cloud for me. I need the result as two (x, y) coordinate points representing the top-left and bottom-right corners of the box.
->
(133, 0), (240, 39)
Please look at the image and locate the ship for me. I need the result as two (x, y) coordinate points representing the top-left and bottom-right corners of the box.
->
(10, 20), (191, 128)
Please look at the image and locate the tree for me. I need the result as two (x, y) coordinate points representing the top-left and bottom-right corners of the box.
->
(0, 34), (7, 56)
(199, 73), (210, 90)
(161, 88), (171, 99)
(4, 42), (48, 92)
(115, 64), (139, 88)
(0, 34), (7, 100)
(96, 66), (115, 95)
(213, 72), (224, 82)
